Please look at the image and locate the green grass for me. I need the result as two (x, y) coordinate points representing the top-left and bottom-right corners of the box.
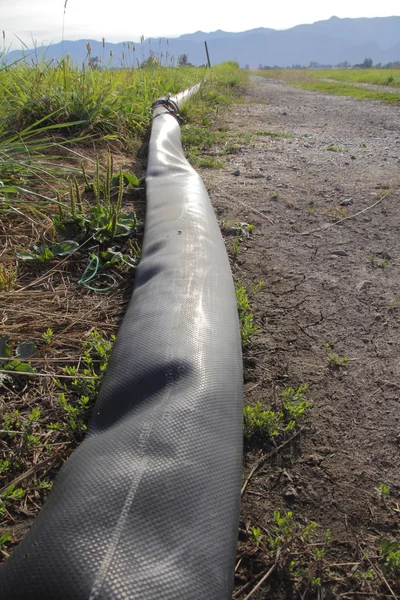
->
(243, 384), (311, 440)
(295, 80), (400, 103)
(255, 69), (400, 104)
(306, 68), (400, 88)
(0, 57), (209, 139)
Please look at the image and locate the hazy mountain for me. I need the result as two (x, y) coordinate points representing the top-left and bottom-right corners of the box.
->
(5, 16), (400, 68)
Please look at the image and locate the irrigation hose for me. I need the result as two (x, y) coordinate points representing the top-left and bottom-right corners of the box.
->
(0, 83), (243, 599)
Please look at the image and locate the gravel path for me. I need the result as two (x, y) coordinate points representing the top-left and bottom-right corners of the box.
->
(206, 76), (400, 599)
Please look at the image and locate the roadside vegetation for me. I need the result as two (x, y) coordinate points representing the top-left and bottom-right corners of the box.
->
(255, 69), (400, 103)
(0, 54), (243, 559)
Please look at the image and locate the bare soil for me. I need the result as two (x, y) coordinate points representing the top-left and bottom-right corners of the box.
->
(205, 77), (400, 599)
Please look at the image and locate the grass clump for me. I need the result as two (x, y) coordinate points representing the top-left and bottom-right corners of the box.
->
(236, 281), (260, 347)
(244, 384), (311, 440)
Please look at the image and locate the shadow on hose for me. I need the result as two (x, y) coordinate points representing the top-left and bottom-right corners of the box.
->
(0, 85), (243, 600)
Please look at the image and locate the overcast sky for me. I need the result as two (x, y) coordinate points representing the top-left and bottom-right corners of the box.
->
(2, 0), (399, 49)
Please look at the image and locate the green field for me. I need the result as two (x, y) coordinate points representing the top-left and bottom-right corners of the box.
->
(304, 68), (400, 87)
(256, 68), (400, 103)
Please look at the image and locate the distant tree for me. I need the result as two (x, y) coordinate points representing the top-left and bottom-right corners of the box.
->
(244, 64), (250, 70)
(336, 60), (350, 68)
(178, 53), (189, 66)
(363, 57), (373, 68)
(88, 56), (100, 70)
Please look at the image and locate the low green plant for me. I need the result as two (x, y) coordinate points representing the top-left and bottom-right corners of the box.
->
(42, 328), (54, 345)
(54, 157), (137, 245)
(254, 130), (294, 139)
(243, 384), (311, 439)
(330, 205), (347, 220)
(381, 539), (400, 578)
(231, 234), (241, 258)
(327, 145), (342, 152)
(54, 329), (115, 438)
(196, 157), (224, 168)
(0, 532), (11, 551)
(378, 483), (391, 496)
(236, 282), (259, 346)
(0, 337), (37, 376)
(327, 353), (349, 368)
(17, 240), (79, 262)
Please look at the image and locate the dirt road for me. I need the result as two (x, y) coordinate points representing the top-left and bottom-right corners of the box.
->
(206, 77), (400, 598)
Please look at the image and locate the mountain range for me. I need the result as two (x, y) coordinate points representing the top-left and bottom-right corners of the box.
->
(5, 16), (400, 68)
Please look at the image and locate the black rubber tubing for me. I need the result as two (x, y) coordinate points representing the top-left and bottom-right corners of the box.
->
(0, 85), (243, 599)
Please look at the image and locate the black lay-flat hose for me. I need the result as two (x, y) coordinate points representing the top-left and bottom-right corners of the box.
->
(0, 85), (243, 599)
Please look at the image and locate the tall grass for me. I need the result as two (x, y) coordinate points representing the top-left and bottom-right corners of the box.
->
(0, 60), (242, 217)
(0, 58), (209, 138)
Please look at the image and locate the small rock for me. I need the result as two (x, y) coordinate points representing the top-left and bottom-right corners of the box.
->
(282, 111), (288, 115)
(358, 280), (372, 291)
(232, 169), (241, 176)
(378, 250), (392, 260)
(330, 249), (349, 257)
(334, 185), (342, 192)
(266, 175), (272, 181)
(340, 198), (353, 206)
(305, 454), (324, 466)
(283, 487), (298, 502)
(344, 161), (350, 166)
(351, 155), (356, 160)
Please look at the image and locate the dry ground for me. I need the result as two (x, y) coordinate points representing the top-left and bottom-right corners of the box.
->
(205, 77), (400, 599)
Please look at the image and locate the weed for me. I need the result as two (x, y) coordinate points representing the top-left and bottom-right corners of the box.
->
(244, 384), (311, 440)
(0, 532), (11, 552)
(221, 142), (240, 155)
(330, 205), (347, 220)
(53, 329), (115, 438)
(235, 282), (259, 347)
(380, 256), (389, 269)
(0, 337), (37, 375)
(328, 353), (349, 368)
(0, 263), (17, 291)
(250, 280), (264, 295)
(42, 328), (54, 345)
(196, 157), (224, 168)
(327, 145), (342, 152)
(230, 234), (241, 258)
(254, 130), (294, 139)
(270, 190), (280, 200)
(377, 483), (390, 496)
(381, 539), (400, 578)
